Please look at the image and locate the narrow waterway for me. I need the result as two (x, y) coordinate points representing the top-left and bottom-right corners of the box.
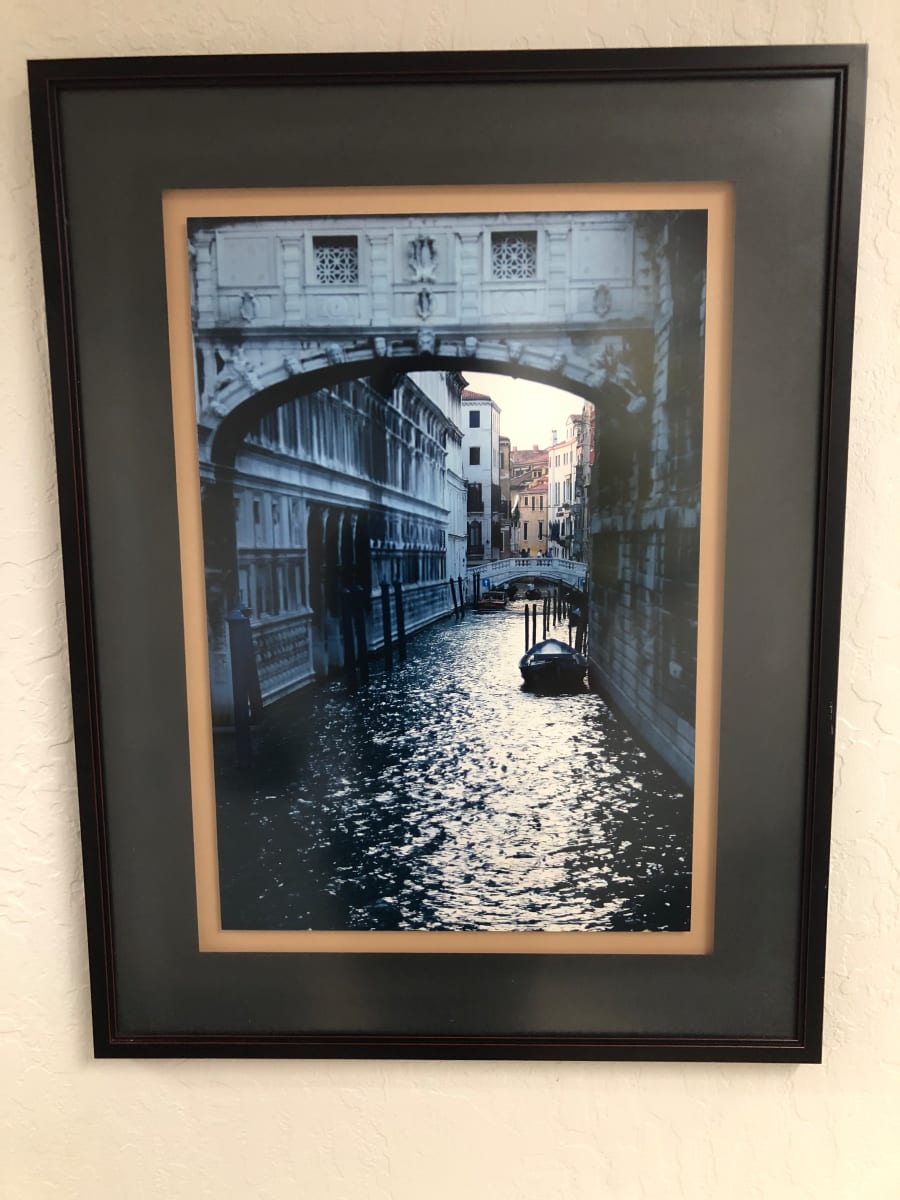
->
(215, 603), (693, 932)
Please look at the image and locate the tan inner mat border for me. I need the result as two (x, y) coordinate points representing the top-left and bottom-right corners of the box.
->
(163, 182), (734, 954)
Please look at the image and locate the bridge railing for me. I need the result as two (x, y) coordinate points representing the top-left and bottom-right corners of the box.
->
(465, 557), (587, 588)
(465, 556), (585, 576)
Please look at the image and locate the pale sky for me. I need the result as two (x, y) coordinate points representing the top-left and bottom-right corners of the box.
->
(462, 372), (588, 451)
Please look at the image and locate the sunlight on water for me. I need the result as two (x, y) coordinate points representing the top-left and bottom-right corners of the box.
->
(215, 604), (692, 932)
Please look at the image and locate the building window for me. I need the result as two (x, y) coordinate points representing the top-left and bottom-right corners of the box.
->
(468, 410), (480, 428)
(540, 496), (544, 510)
(469, 447), (481, 465)
(523, 522), (529, 541)
(538, 521), (544, 540)
(491, 231), (538, 280)
(313, 235), (359, 284)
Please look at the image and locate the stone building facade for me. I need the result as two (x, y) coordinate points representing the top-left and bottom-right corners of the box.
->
(547, 421), (579, 557)
(587, 212), (707, 782)
(203, 370), (467, 723)
(461, 390), (501, 563)
(510, 446), (550, 556)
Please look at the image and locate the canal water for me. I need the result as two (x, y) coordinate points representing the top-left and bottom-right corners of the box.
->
(214, 604), (693, 932)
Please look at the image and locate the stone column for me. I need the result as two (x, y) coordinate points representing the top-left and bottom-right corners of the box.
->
(192, 231), (216, 326)
(457, 231), (482, 323)
(545, 223), (571, 321)
(367, 231), (393, 326)
(281, 237), (305, 324)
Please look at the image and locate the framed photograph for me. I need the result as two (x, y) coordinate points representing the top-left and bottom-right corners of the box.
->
(28, 45), (866, 1060)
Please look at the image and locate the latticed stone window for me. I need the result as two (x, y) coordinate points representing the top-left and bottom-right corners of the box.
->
(313, 235), (359, 284)
(491, 231), (538, 280)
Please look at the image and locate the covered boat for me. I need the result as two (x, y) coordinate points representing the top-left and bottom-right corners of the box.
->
(519, 638), (587, 691)
(476, 588), (509, 611)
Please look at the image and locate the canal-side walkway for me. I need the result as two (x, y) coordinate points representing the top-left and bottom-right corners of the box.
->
(214, 603), (693, 933)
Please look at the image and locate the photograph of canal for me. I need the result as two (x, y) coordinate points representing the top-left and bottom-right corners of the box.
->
(173, 194), (721, 944)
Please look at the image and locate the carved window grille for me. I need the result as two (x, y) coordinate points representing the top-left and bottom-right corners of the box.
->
(491, 231), (538, 280)
(313, 235), (359, 284)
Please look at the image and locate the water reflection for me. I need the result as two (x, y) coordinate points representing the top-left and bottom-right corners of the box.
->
(215, 604), (692, 932)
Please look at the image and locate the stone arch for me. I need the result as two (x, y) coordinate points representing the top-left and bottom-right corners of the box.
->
(204, 353), (619, 471)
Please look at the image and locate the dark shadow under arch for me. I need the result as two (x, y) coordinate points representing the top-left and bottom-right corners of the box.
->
(210, 353), (615, 470)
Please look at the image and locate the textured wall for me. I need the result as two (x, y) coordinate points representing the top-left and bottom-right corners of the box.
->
(2, 3), (898, 1197)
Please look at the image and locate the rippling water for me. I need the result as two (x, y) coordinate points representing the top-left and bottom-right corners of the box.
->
(215, 604), (692, 931)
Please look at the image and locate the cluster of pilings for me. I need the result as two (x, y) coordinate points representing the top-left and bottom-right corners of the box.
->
(448, 575), (467, 618)
(343, 580), (410, 683)
(523, 586), (588, 654)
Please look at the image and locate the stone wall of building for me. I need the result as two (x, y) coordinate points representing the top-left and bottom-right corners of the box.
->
(588, 211), (707, 784)
(204, 371), (467, 723)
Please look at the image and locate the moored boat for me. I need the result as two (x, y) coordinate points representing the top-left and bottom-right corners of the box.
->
(476, 588), (509, 612)
(518, 638), (587, 691)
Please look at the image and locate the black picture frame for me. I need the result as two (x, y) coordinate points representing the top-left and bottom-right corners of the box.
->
(28, 45), (866, 1061)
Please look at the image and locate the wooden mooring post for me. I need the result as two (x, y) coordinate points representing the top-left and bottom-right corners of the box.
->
(380, 581), (393, 671)
(352, 586), (369, 684)
(226, 606), (262, 765)
(393, 580), (407, 661)
(574, 591), (588, 656)
(340, 588), (357, 684)
(449, 577), (459, 616)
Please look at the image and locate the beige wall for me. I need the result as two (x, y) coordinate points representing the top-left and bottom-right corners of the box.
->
(2, 3), (898, 1197)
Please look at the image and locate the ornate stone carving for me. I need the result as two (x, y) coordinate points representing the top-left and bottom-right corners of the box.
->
(239, 291), (259, 322)
(416, 329), (436, 355)
(215, 344), (261, 396)
(283, 355), (302, 376)
(507, 341), (524, 363)
(325, 343), (347, 365)
(550, 352), (568, 373)
(408, 234), (438, 283)
(593, 285), (612, 318)
(372, 335), (388, 357)
(464, 336), (478, 357)
(416, 288), (433, 321)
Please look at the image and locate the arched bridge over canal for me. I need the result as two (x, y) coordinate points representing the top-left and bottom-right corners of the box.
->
(467, 557), (587, 591)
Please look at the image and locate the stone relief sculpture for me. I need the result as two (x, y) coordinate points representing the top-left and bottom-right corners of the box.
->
(416, 288), (433, 321)
(593, 284), (613, 318)
(408, 234), (438, 283)
(215, 343), (261, 394)
(239, 290), (259, 323)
